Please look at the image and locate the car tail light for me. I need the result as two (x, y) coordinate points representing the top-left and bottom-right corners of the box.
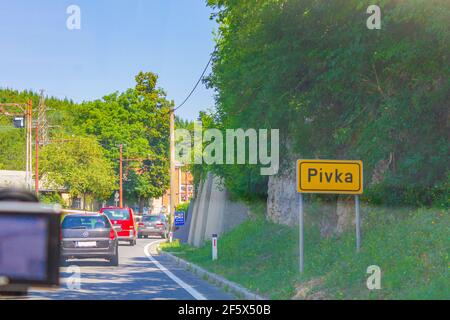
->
(138, 222), (144, 227)
(109, 229), (116, 240)
(156, 223), (164, 228)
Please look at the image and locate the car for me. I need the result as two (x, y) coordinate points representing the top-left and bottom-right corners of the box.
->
(60, 213), (120, 266)
(100, 207), (137, 246)
(137, 214), (168, 239)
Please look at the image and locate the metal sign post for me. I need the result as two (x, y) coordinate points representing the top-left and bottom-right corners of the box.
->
(298, 193), (304, 273)
(355, 195), (361, 252)
(296, 159), (364, 273)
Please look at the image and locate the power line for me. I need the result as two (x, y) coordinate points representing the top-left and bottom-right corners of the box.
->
(173, 52), (214, 112)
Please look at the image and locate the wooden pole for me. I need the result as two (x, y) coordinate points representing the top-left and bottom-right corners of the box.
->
(169, 109), (176, 241)
(119, 144), (123, 208)
(35, 116), (39, 196)
(28, 100), (33, 190)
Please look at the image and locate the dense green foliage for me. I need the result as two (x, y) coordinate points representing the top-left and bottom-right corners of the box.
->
(175, 201), (190, 213)
(68, 72), (172, 207)
(205, 0), (450, 206)
(0, 116), (26, 170)
(0, 89), (76, 171)
(0, 71), (172, 208)
(162, 205), (449, 299)
(39, 191), (66, 207)
(40, 135), (116, 208)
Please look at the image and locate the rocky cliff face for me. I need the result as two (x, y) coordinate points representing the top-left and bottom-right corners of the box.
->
(266, 144), (355, 237)
(267, 168), (355, 236)
(267, 166), (298, 226)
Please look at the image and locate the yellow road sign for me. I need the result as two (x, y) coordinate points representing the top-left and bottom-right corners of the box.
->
(297, 159), (363, 194)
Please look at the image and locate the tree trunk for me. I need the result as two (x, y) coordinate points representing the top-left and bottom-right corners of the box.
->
(83, 193), (86, 210)
(139, 197), (145, 214)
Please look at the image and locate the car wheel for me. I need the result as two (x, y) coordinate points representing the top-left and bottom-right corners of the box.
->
(162, 232), (167, 239)
(144, 235), (148, 239)
(109, 247), (119, 266)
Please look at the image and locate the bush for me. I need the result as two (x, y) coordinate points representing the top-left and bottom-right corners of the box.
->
(39, 192), (65, 207)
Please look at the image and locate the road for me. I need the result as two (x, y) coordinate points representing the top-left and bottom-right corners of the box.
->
(22, 238), (234, 300)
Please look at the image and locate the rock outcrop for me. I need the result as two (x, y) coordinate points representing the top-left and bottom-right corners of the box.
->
(266, 143), (356, 237)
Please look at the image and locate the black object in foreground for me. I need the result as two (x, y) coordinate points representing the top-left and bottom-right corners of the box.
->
(0, 189), (61, 296)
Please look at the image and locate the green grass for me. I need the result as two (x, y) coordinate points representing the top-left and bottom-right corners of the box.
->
(160, 206), (449, 300)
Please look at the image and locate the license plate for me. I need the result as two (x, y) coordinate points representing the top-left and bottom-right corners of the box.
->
(76, 241), (96, 248)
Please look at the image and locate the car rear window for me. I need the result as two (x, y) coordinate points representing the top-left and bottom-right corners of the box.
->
(143, 215), (162, 222)
(102, 209), (130, 220)
(62, 216), (110, 229)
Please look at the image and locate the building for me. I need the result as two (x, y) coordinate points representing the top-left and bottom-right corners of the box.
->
(150, 163), (194, 214)
(0, 170), (75, 207)
(0, 170), (27, 189)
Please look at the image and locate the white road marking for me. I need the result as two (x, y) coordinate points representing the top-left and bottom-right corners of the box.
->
(144, 241), (207, 300)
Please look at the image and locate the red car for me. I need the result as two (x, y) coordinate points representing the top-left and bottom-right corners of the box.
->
(99, 207), (137, 246)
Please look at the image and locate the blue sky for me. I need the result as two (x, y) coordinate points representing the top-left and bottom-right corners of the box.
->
(0, 0), (217, 120)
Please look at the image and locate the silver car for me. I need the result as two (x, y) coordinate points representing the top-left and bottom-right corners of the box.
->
(61, 214), (120, 266)
(138, 214), (168, 239)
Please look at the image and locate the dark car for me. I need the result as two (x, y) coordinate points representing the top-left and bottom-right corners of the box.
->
(138, 214), (168, 239)
(60, 213), (120, 266)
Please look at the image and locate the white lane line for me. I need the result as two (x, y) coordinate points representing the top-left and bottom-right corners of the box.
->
(144, 242), (207, 300)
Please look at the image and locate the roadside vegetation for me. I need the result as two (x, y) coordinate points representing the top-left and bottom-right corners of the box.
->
(161, 204), (449, 299)
(160, 0), (449, 300)
(201, 0), (449, 208)
(0, 71), (173, 209)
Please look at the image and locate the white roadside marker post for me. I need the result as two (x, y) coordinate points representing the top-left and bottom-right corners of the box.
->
(212, 234), (218, 261)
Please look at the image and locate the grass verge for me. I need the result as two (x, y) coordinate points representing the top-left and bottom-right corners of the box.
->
(160, 206), (449, 300)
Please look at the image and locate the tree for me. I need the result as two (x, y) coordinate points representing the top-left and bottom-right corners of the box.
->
(0, 88), (78, 171)
(40, 136), (116, 209)
(70, 71), (173, 211)
(206, 0), (450, 206)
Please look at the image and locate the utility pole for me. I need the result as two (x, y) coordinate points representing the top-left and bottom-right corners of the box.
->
(25, 108), (29, 190)
(119, 144), (123, 208)
(35, 118), (39, 196)
(169, 108), (176, 241)
(27, 100), (33, 190)
(185, 170), (188, 201)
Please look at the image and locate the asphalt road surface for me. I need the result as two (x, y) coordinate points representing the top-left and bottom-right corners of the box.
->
(20, 238), (234, 300)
